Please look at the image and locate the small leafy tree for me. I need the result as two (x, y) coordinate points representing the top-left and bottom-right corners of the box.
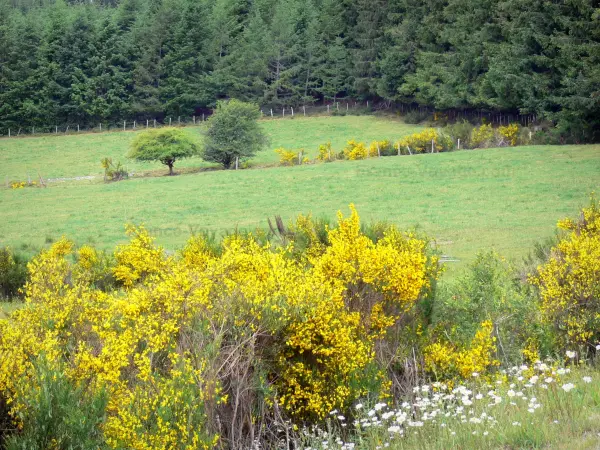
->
(128, 128), (200, 175)
(202, 99), (268, 169)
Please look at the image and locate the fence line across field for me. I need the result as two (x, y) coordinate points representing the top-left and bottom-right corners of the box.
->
(0, 102), (537, 138)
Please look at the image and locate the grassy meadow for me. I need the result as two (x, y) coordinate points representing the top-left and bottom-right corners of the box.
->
(0, 119), (599, 271)
(0, 115), (423, 179)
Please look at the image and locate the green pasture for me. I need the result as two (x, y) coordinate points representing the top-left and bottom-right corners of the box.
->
(0, 115), (423, 180)
(1, 140), (598, 273)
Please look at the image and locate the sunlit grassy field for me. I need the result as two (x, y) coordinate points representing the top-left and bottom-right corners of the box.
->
(0, 115), (423, 179)
(1, 139), (599, 271)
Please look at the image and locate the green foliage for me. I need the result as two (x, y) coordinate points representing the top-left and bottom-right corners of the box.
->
(0, 248), (28, 301)
(403, 110), (429, 124)
(0, 0), (598, 142)
(431, 251), (545, 363)
(100, 158), (128, 182)
(128, 127), (200, 175)
(4, 358), (108, 450)
(445, 120), (475, 148)
(202, 99), (268, 169)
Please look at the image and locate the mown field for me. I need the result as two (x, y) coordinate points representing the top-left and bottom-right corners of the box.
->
(1, 115), (599, 272)
(0, 115), (423, 179)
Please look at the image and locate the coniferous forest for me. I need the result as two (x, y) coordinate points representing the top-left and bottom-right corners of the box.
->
(0, 0), (599, 141)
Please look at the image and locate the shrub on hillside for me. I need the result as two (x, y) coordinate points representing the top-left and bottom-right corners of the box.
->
(396, 128), (452, 154)
(275, 147), (308, 166)
(470, 123), (495, 148)
(0, 248), (27, 300)
(445, 120), (475, 148)
(403, 110), (429, 124)
(316, 142), (336, 162)
(431, 251), (544, 366)
(530, 196), (600, 354)
(101, 158), (128, 182)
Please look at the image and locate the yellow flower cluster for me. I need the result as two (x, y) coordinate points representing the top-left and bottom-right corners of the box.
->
(530, 197), (600, 347)
(275, 147), (308, 165)
(368, 140), (391, 157)
(316, 141), (335, 161)
(395, 128), (446, 153)
(0, 206), (435, 439)
(424, 321), (499, 380)
(470, 123), (495, 148)
(343, 139), (370, 160)
(10, 180), (37, 189)
(498, 123), (519, 146)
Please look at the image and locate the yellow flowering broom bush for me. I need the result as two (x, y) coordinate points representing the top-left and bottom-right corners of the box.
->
(530, 197), (600, 350)
(0, 206), (436, 447)
(424, 320), (499, 380)
(395, 128), (450, 154)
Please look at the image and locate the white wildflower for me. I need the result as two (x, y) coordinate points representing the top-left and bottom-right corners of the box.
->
(562, 383), (575, 392)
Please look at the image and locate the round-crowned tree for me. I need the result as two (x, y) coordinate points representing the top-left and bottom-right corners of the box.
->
(203, 99), (269, 169)
(128, 128), (200, 175)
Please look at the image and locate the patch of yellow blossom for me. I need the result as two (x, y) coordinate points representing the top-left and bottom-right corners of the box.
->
(343, 140), (369, 160)
(530, 196), (600, 348)
(424, 321), (499, 380)
(498, 123), (520, 146)
(395, 128), (443, 153)
(470, 123), (495, 148)
(0, 205), (436, 441)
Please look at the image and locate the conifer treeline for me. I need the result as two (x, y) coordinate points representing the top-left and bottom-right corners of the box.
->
(0, 0), (598, 141)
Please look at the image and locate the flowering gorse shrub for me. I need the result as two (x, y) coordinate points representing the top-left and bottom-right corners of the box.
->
(0, 205), (436, 446)
(395, 128), (449, 153)
(498, 124), (519, 146)
(424, 321), (499, 380)
(316, 142), (336, 162)
(470, 124), (495, 148)
(275, 147), (308, 165)
(530, 197), (600, 351)
(342, 140), (369, 160)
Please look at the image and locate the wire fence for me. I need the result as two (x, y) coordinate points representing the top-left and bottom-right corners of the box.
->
(0, 101), (538, 139)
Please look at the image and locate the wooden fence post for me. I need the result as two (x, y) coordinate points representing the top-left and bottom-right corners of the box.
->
(303, 105), (306, 116)
(327, 104), (330, 113)
(99, 123), (102, 132)
(235, 157), (239, 170)
(169, 117), (171, 126)
(193, 116), (196, 124)
(270, 109), (273, 117)
(431, 139), (435, 153)
(123, 121), (126, 131)
(77, 124), (79, 132)
(133, 121), (136, 129)
(283, 108), (285, 117)
(146, 119), (149, 128)
(8, 129), (10, 138)
(154, 119), (156, 128)
(291, 107), (294, 117)
(457, 139), (460, 150)
(55, 126), (58, 134)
